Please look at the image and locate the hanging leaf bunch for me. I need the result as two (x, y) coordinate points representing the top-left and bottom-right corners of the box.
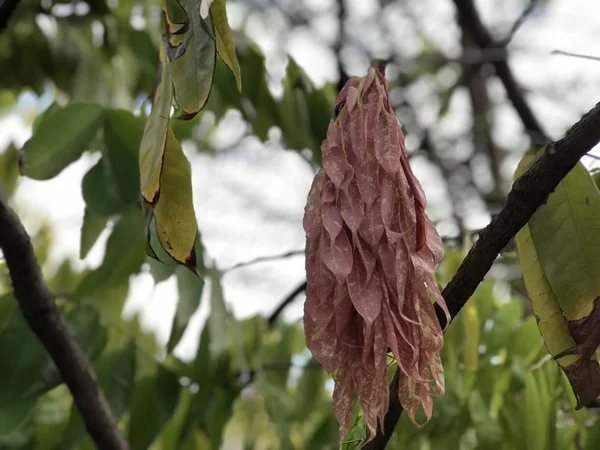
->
(138, 0), (241, 275)
(303, 63), (449, 439)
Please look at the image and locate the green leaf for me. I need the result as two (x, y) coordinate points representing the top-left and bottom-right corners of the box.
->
(82, 158), (125, 216)
(166, 0), (217, 118)
(95, 339), (136, 418)
(208, 264), (228, 359)
(128, 366), (180, 450)
(20, 103), (104, 180)
(167, 265), (205, 353)
(80, 208), (109, 259)
(31, 103), (61, 134)
(0, 397), (37, 436)
(462, 297), (480, 373)
(75, 207), (145, 298)
(486, 300), (523, 353)
(139, 43), (172, 203)
(278, 58), (316, 151)
(0, 298), (52, 434)
(158, 388), (193, 450)
(238, 45), (278, 140)
(294, 359), (326, 419)
(0, 143), (20, 196)
(210, 0), (242, 91)
(152, 128), (198, 266)
(508, 316), (543, 364)
(103, 109), (143, 204)
(162, 0), (189, 34)
(521, 372), (547, 450)
(259, 323), (299, 389)
(180, 382), (240, 450)
(148, 257), (177, 283)
(257, 372), (295, 450)
(584, 418), (600, 450)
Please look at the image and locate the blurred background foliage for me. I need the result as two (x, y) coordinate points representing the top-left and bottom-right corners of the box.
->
(1, 0), (600, 448)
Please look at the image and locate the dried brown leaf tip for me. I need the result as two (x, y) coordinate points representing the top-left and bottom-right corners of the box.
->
(303, 65), (450, 440)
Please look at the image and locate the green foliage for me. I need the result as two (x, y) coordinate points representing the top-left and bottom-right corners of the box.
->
(21, 103), (105, 180)
(3, 0), (600, 449)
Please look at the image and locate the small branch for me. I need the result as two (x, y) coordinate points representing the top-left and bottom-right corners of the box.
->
(552, 49), (600, 62)
(453, 0), (547, 144)
(0, 192), (128, 449)
(499, 0), (539, 46)
(420, 132), (466, 239)
(222, 249), (304, 274)
(363, 101), (600, 449)
(0, 0), (21, 33)
(335, 0), (349, 92)
(586, 153), (600, 161)
(267, 280), (307, 327)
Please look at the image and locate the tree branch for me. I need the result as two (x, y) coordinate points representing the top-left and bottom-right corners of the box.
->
(0, 192), (128, 449)
(552, 49), (600, 62)
(267, 281), (307, 327)
(499, 0), (539, 46)
(0, 0), (21, 33)
(453, 0), (547, 144)
(335, 0), (349, 92)
(222, 249), (304, 274)
(362, 101), (600, 449)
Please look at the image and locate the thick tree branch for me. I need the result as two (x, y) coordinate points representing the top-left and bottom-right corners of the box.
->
(453, 0), (546, 144)
(0, 0), (21, 33)
(0, 193), (128, 449)
(362, 101), (600, 449)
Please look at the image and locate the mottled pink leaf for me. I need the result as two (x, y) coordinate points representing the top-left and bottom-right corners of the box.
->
(303, 64), (448, 441)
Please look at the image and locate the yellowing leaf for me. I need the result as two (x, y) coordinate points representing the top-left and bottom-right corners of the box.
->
(515, 148), (600, 407)
(210, 0), (242, 92)
(154, 128), (197, 265)
(139, 42), (173, 203)
(515, 223), (578, 367)
(530, 163), (600, 320)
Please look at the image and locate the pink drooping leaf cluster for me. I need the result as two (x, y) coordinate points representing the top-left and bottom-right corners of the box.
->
(303, 65), (449, 439)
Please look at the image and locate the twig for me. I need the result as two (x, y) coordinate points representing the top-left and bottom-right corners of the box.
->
(0, 192), (128, 449)
(551, 49), (600, 62)
(461, 30), (504, 209)
(335, 0), (349, 92)
(267, 280), (307, 327)
(453, 0), (547, 144)
(499, 0), (540, 46)
(0, 0), (21, 32)
(586, 153), (600, 161)
(362, 101), (600, 449)
(420, 132), (467, 239)
(222, 249), (304, 274)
